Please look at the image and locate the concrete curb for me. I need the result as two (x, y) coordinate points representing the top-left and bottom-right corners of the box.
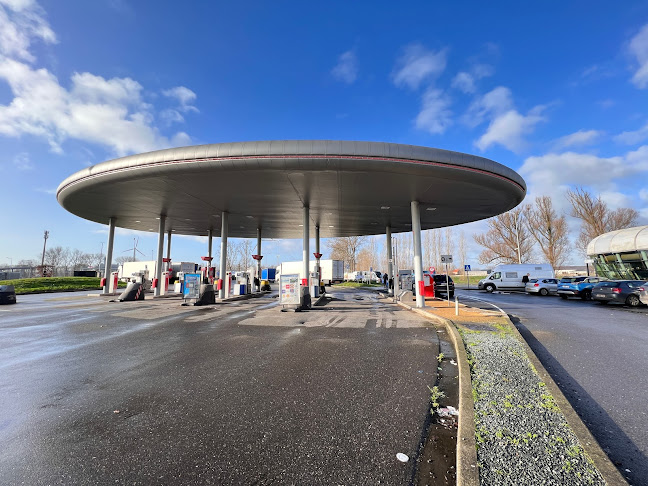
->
(396, 300), (480, 486)
(500, 316), (628, 486)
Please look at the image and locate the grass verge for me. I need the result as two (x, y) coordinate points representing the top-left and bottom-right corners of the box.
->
(332, 281), (383, 288)
(0, 277), (127, 294)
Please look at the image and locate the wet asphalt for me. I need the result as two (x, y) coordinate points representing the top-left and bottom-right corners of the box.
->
(0, 289), (443, 485)
(457, 288), (648, 486)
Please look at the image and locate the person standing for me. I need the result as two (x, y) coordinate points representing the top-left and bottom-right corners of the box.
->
(522, 273), (530, 284)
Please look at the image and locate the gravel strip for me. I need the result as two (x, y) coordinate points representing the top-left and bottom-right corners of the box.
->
(461, 324), (606, 486)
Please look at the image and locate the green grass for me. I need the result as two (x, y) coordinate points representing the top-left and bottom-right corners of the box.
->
(0, 277), (127, 294)
(332, 281), (383, 288)
(457, 274), (487, 286)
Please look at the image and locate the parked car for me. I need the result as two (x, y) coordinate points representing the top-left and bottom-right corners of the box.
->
(592, 280), (647, 307)
(557, 276), (606, 300)
(433, 274), (455, 298)
(640, 283), (648, 305)
(525, 278), (559, 296)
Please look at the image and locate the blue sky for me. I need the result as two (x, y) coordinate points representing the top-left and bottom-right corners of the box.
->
(1, 0), (648, 268)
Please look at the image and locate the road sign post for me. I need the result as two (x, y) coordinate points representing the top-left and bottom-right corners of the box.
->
(441, 255), (453, 306)
(464, 264), (471, 289)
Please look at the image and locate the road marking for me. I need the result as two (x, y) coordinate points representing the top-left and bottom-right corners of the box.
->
(457, 293), (507, 315)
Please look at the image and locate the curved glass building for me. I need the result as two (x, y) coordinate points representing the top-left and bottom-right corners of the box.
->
(587, 226), (648, 280)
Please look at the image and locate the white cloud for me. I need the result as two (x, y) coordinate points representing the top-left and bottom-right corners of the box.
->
(34, 187), (56, 194)
(0, 58), (193, 155)
(415, 88), (452, 134)
(464, 86), (514, 127)
(0, 0), (56, 62)
(554, 129), (603, 149)
(331, 50), (358, 84)
(640, 188), (648, 202)
(392, 44), (447, 90)
(465, 86), (545, 152)
(162, 86), (198, 113)
(451, 64), (494, 94)
(13, 151), (31, 169)
(451, 72), (475, 94)
(629, 23), (648, 89)
(0, 4), (195, 157)
(476, 107), (545, 152)
(519, 148), (648, 215)
(614, 121), (648, 145)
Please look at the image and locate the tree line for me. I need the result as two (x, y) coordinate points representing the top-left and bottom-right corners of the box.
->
(474, 187), (638, 267)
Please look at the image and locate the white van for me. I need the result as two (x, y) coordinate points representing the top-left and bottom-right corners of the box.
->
(478, 264), (554, 292)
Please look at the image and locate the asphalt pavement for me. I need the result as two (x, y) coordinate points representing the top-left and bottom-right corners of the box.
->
(0, 289), (445, 485)
(456, 288), (648, 486)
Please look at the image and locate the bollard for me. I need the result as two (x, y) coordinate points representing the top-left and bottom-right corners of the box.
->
(455, 296), (459, 316)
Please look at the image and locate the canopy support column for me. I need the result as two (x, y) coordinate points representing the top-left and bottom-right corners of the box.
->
(411, 201), (425, 308)
(218, 212), (228, 299)
(386, 225), (393, 296)
(256, 228), (262, 291)
(315, 225), (321, 290)
(102, 217), (115, 294)
(166, 230), (172, 271)
(155, 215), (166, 297)
(302, 205), (310, 308)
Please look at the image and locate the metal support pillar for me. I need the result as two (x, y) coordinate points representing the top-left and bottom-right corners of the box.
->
(155, 215), (166, 297)
(386, 225), (393, 296)
(208, 229), (213, 260)
(256, 228), (262, 291)
(411, 201), (425, 308)
(218, 212), (228, 299)
(166, 230), (172, 271)
(302, 205), (310, 308)
(315, 225), (321, 289)
(103, 217), (115, 294)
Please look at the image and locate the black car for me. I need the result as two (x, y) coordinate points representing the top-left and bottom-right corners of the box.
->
(433, 274), (454, 298)
(592, 280), (646, 307)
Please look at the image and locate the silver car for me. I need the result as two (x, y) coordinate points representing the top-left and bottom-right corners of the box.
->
(525, 278), (559, 296)
(640, 282), (648, 305)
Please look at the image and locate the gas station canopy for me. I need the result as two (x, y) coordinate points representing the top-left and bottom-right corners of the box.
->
(57, 140), (526, 238)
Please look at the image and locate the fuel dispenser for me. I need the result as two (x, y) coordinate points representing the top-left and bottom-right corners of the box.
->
(232, 271), (250, 296)
(108, 271), (119, 293)
(309, 271), (319, 298)
(421, 272), (435, 298)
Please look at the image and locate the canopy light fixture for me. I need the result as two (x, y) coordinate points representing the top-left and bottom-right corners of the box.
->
(426, 207), (437, 211)
(380, 206), (390, 210)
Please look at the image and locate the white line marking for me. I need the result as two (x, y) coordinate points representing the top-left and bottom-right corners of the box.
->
(457, 293), (507, 315)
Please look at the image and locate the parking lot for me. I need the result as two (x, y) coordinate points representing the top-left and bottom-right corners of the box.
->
(0, 288), (450, 485)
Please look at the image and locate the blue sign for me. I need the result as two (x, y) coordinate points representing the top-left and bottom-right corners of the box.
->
(464, 265), (471, 271)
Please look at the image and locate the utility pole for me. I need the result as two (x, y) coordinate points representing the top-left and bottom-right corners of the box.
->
(514, 213), (522, 264)
(98, 242), (104, 274)
(41, 230), (49, 267)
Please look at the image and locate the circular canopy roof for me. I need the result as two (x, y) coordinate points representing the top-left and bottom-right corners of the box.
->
(587, 225), (648, 256)
(57, 140), (526, 239)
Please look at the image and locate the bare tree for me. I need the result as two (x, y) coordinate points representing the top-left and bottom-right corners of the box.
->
(115, 255), (136, 265)
(357, 236), (379, 271)
(474, 206), (534, 264)
(457, 231), (467, 281)
(567, 187), (639, 255)
(327, 236), (366, 272)
(43, 246), (69, 275)
(526, 196), (570, 267)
